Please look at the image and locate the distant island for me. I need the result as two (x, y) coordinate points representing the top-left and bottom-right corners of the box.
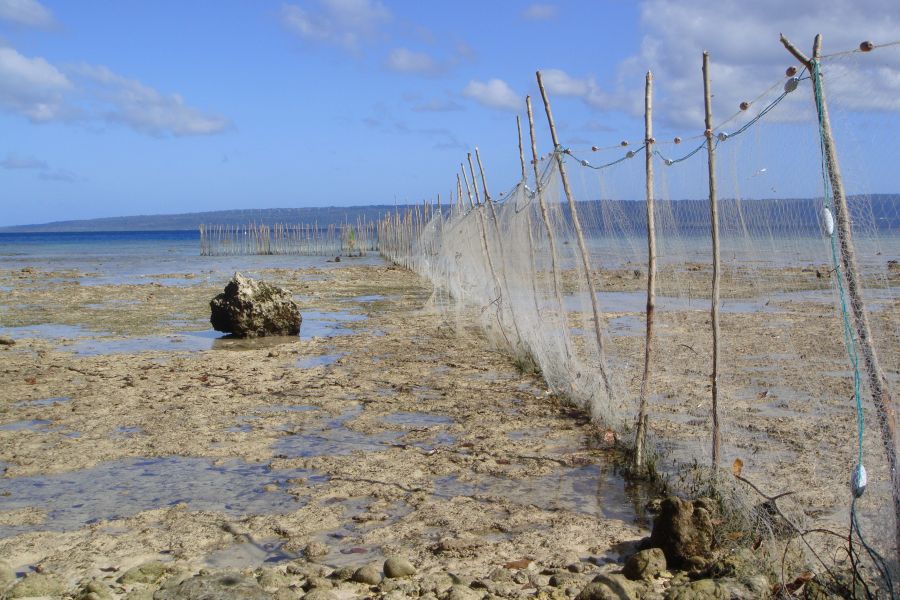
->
(0, 206), (409, 233)
(1, 195), (896, 233)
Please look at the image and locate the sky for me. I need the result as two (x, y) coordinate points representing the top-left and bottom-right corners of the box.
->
(1, 0), (898, 226)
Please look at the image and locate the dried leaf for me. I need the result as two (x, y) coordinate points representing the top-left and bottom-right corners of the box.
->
(726, 531), (744, 541)
(503, 558), (532, 570)
(25, 377), (37, 385)
(732, 458), (744, 477)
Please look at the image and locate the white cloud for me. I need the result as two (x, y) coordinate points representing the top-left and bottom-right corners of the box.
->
(0, 46), (71, 122)
(0, 0), (54, 28)
(606, 0), (900, 128)
(522, 4), (557, 21)
(463, 79), (520, 111)
(1, 153), (47, 169)
(280, 0), (390, 50)
(541, 69), (591, 97)
(72, 64), (231, 137)
(0, 153), (79, 182)
(0, 45), (230, 137)
(386, 47), (439, 75)
(38, 167), (78, 182)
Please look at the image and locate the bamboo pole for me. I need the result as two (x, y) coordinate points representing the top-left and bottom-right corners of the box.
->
(781, 32), (899, 559)
(536, 71), (614, 403)
(703, 52), (722, 469)
(634, 70), (657, 472)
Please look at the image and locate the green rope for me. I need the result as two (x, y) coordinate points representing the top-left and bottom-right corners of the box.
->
(812, 58), (865, 468)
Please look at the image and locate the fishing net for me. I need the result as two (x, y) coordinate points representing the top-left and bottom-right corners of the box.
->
(379, 40), (899, 592)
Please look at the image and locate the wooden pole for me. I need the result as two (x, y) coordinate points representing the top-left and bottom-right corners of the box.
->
(635, 70), (657, 471)
(461, 164), (475, 209)
(517, 115), (527, 183)
(781, 32), (899, 559)
(526, 95), (567, 339)
(467, 153), (482, 204)
(703, 51), (722, 469)
(536, 71), (614, 402)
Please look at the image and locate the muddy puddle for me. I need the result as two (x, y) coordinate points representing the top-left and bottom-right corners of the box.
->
(0, 419), (52, 432)
(0, 457), (324, 537)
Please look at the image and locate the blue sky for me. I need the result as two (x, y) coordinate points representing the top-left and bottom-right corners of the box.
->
(1, 0), (898, 226)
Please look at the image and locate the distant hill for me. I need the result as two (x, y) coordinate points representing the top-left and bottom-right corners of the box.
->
(0, 206), (413, 232)
(1, 195), (896, 233)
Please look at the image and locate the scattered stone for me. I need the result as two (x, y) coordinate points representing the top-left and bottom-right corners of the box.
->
(119, 561), (170, 585)
(648, 496), (716, 569)
(303, 576), (333, 591)
(435, 537), (483, 554)
(0, 337), (14, 346)
(5, 572), (66, 598)
(665, 578), (725, 600)
(351, 565), (382, 586)
(153, 571), (272, 600)
(383, 556), (416, 579)
(210, 273), (301, 338)
(75, 579), (115, 600)
(303, 541), (329, 560)
(444, 584), (482, 600)
(575, 574), (643, 600)
(419, 573), (453, 595)
(303, 590), (338, 600)
(549, 571), (582, 588)
(327, 567), (354, 582)
(256, 570), (291, 592)
(623, 548), (666, 581)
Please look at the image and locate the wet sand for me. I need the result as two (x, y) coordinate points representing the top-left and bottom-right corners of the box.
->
(0, 263), (652, 597)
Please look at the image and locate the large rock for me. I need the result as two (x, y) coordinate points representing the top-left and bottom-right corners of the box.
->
(623, 548), (666, 581)
(210, 273), (301, 338)
(648, 496), (716, 569)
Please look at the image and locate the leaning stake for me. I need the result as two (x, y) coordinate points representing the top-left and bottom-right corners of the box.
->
(536, 71), (614, 406)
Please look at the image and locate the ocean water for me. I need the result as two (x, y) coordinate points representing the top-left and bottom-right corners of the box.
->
(0, 230), (384, 285)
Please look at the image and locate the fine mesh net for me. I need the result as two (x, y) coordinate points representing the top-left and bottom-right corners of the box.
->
(378, 41), (899, 590)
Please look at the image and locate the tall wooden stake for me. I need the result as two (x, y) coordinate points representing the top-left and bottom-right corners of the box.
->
(461, 164), (475, 209)
(703, 52), (722, 469)
(526, 96), (566, 320)
(536, 71), (614, 403)
(516, 115), (527, 183)
(782, 33), (899, 560)
(635, 70), (657, 471)
(467, 153), (482, 204)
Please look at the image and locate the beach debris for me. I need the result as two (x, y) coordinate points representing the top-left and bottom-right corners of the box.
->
(0, 336), (14, 346)
(210, 273), (301, 338)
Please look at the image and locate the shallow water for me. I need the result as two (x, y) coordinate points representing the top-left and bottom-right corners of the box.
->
(434, 462), (651, 526)
(0, 457), (323, 537)
(295, 352), (346, 369)
(0, 419), (52, 431)
(13, 396), (71, 408)
(275, 407), (400, 457)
